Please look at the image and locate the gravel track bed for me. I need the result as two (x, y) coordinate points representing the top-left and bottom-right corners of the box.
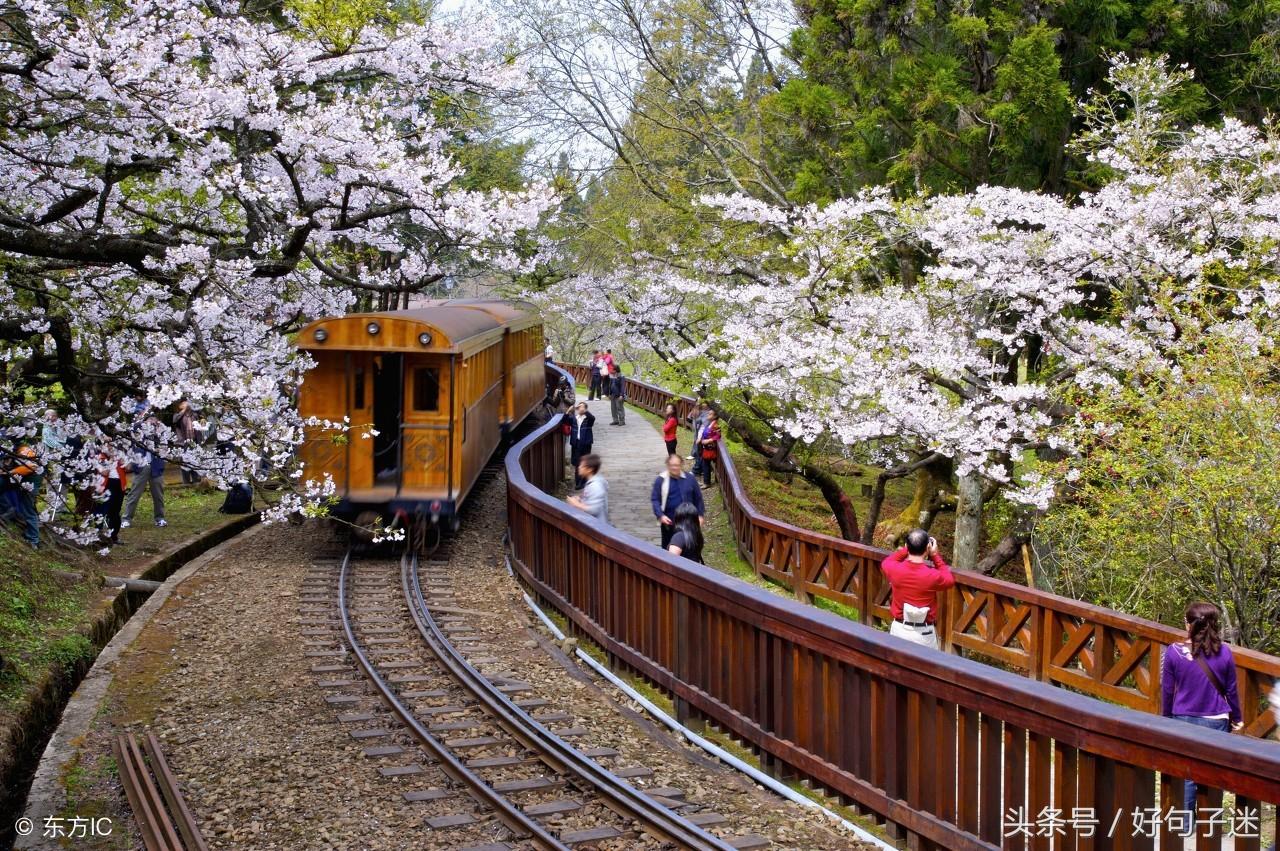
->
(64, 468), (877, 849)
(69, 527), (450, 850)
(435, 474), (874, 851)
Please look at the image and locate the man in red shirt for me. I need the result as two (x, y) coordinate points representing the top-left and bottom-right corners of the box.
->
(879, 528), (955, 650)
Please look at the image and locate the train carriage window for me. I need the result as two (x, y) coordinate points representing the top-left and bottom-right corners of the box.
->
(353, 368), (365, 410)
(413, 367), (440, 412)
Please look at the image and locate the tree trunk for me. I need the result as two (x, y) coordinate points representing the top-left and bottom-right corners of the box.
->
(876, 455), (955, 546)
(974, 530), (1030, 575)
(800, 461), (861, 541)
(954, 471), (983, 570)
(731, 422), (861, 541)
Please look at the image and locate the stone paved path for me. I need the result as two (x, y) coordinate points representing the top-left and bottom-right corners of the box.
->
(574, 392), (671, 544)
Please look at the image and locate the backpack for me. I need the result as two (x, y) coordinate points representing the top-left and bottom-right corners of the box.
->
(219, 482), (253, 514)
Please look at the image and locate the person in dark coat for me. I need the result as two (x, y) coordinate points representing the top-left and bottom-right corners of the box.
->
(607, 365), (627, 426)
(588, 350), (603, 400)
(568, 402), (596, 489)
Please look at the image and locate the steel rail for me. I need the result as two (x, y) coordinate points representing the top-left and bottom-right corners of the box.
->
(141, 732), (209, 851)
(336, 548), (569, 850)
(401, 552), (738, 851)
(113, 731), (207, 851)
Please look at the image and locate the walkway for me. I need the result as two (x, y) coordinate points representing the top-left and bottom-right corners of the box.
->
(574, 392), (670, 544)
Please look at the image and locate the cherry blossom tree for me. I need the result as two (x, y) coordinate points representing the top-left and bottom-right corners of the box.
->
(0, 0), (553, 542)
(534, 56), (1280, 570)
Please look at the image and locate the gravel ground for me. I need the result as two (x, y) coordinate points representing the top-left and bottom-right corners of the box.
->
(431, 476), (875, 851)
(60, 470), (880, 850)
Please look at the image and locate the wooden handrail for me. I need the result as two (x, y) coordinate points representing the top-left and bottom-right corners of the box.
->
(512, 364), (1280, 851)
(559, 363), (1280, 739)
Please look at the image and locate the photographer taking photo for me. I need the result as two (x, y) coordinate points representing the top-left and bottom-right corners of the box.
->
(879, 528), (955, 650)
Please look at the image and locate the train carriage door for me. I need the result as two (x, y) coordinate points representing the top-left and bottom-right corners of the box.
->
(400, 355), (450, 496)
(370, 352), (403, 487)
(346, 352), (375, 491)
(299, 350), (349, 492)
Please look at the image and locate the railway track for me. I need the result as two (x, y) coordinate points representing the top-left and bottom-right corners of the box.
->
(297, 465), (756, 849)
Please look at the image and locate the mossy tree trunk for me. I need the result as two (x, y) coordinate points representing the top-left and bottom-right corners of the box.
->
(874, 455), (955, 546)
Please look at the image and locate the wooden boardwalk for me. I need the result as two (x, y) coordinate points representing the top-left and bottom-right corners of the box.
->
(572, 393), (674, 544)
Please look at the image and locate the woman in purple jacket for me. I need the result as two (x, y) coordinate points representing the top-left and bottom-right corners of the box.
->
(1161, 601), (1243, 811)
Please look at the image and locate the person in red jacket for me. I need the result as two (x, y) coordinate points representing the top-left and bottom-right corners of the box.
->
(662, 404), (679, 457)
(879, 528), (955, 650)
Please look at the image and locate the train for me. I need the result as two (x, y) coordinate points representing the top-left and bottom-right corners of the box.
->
(296, 299), (548, 546)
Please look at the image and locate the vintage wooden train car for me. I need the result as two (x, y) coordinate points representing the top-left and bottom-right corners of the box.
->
(296, 300), (546, 540)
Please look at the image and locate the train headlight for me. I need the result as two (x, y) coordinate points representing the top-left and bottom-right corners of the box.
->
(418, 332), (433, 346)
(366, 321), (381, 336)
(313, 328), (328, 343)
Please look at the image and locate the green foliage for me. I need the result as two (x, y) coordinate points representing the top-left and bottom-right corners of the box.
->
(48, 633), (95, 674)
(0, 541), (97, 707)
(1038, 337), (1280, 652)
(285, 0), (433, 52)
(780, 0), (1280, 196)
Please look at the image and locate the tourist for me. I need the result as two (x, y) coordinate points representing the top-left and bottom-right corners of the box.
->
(40, 409), (67, 519)
(2, 438), (42, 549)
(879, 529), (955, 650)
(568, 402), (595, 490)
(95, 441), (127, 545)
(588, 350), (603, 400)
(607, 365), (627, 426)
(688, 399), (708, 471)
(662, 404), (679, 457)
(650, 454), (704, 549)
(173, 400), (200, 484)
(666, 502), (705, 563)
(567, 453), (609, 522)
(1161, 601), (1243, 811)
(122, 419), (167, 528)
(695, 409), (721, 488)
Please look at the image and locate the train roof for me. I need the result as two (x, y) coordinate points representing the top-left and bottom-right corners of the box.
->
(417, 298), (540, 329)
(300, 304), (534, 354)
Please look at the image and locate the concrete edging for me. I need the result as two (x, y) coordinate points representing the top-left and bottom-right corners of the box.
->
(15, 522), (268, 848)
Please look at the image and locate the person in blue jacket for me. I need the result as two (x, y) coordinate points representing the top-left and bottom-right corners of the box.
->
(650, 453), (704, 549)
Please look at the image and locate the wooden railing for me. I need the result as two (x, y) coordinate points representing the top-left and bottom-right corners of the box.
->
(511, 366), (1280, 851)
(560, 364), (1280, 740)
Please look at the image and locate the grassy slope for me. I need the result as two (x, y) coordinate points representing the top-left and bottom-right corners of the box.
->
(0, 484), (227, 712)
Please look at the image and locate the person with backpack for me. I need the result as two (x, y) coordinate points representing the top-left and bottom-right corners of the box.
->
(219, 481), (253, 514)
(2, 439), (42, 549)
(1161, 601), (1243, 811)
(662, 404), (679, 457)
(666, 502), (704, 563)
(650, 453), (704, 549)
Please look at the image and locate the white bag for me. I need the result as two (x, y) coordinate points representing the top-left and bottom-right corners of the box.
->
(902, 602), (930, 625)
